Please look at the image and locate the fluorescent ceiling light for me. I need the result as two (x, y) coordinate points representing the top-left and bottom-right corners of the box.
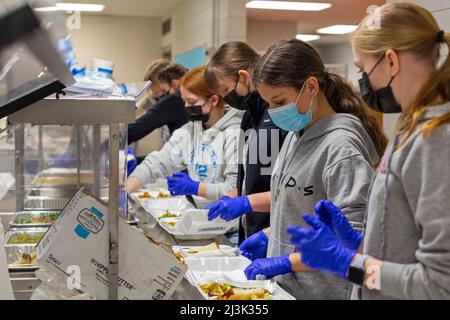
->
(296, 34), (321, 42)
(35, 3), (105, 12)
(246, 1), (331, 11)
(317, 24), (358, 34)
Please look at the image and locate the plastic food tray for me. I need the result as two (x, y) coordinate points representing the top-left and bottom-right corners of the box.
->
(158, 209), (237, 240)
(184, 256), (295, 300)
(131, 189), (193, 218)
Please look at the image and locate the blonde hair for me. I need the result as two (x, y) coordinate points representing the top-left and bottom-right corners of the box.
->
(144, 59), (171, 84)
(352, 2), (450, 146)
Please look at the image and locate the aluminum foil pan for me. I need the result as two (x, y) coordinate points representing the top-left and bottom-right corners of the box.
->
(9, 211), (60, 228)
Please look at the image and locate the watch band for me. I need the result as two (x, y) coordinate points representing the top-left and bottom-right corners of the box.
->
(352, 254), (370, 269)
(348, 255), (371, 286)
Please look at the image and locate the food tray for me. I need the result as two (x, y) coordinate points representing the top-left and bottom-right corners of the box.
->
(159, 220), (220, 240)
(184, 256), (295, 300)
(131, 189), (193, 218)
(172, 245), (239, 259)
(10, 211), (60, 228)
(24, 192), (108, 210)
(24, 196), (71, 211)
(5, 244), (40, 271)
(5, 228), (48, 245)
(4, 228), (48, 271)
(158, 209), (236, 240)
(31, 168), (97, 187)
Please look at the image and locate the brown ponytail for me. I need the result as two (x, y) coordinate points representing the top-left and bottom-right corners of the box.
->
(353, 2), (450, 146)
(254, 39), (387, 157)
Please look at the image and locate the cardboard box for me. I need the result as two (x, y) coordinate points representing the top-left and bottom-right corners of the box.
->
(37, 189), (187, 300)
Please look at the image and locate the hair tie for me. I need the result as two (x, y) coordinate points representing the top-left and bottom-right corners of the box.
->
(324, 72), (331, 81)
(437, 30), (445, 43)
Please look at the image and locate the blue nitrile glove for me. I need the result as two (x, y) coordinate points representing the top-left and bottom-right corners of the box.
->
(127, 148), (138, 177)
(287, 214), (357, 279)
(53, 153), (75, 168)
(314, 200), (362, 250)
(167, 172), (199, 196)
(206, 196), (252, 222)
(244, 255), (292, 280)
(239, 230), (268, 261)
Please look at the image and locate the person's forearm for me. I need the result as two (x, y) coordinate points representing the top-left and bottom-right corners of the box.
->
(197, 182), (207, 198)
(350, 254), (383, 289)
(247, 192), (271, 212)
(227, 188), (238, 198)
(126, 176), (142, 194)
(289, 253), (315, 273)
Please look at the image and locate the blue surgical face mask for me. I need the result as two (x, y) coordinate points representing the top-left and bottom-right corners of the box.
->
(268, 82), (313, 132)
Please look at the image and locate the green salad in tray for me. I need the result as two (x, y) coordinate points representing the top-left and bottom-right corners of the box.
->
(13, 212), (60, 225)
(157, 210), (181, 220)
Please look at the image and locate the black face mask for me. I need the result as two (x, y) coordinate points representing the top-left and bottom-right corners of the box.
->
(223, 74), (251, 110)
(358, 54), (402, 114)
(155, 91), (169, 102)
(186, 105), (210, 123)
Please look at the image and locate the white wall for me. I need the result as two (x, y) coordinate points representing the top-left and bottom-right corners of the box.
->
(162, 0), (247, 60)
(383, 0), (450, 139)
(162, 0), (213, 58)
(69, 14), (164, 156)
(318, 42), (360, 87)
(70, 14), (163, 83)
(247, 19), (297, 53)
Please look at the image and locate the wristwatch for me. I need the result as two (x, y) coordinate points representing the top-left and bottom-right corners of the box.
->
(347, 254), (371, 286)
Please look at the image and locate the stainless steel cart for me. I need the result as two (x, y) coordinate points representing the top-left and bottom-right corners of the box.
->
(8, 96), (134, 300)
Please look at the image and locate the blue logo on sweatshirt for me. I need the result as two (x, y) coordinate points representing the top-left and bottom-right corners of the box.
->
(189, 144), (218, 182)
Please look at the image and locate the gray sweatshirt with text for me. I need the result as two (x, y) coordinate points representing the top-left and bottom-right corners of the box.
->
(269, 113), (380, 300)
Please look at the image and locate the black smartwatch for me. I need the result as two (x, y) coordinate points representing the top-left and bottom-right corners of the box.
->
(347, 255), (370, 286)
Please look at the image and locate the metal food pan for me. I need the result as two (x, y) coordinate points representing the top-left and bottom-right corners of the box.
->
(4, 228), (47, 271)
(27, 188), (79, 198)
(10, 211), (61, 228)
(5, 244), (40, 271)
(24, 196), (71, 211)
(5, 228), (49, 246)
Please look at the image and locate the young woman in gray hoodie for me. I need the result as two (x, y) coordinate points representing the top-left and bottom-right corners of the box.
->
(208, 38), (387, 300)
(288, 2), (450, 300)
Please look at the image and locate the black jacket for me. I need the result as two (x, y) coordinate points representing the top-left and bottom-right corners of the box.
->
(128, 91), (188, 145)
(238, 92), (288, 243)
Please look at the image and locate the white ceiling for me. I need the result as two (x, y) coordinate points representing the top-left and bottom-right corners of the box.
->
(57, 0), (183, 17)
(247, 0), (386, 46)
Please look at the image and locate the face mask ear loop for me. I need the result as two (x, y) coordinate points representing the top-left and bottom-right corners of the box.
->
(387, 76), (395, 87)
(368, 53), (386, 76)
(294, 81), (307, 106)
(234, 74), (240, 90)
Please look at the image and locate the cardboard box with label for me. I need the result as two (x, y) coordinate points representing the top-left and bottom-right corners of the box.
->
(37, 190), (187, 300)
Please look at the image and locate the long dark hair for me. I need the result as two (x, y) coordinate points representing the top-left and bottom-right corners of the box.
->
(253, 39), (387, 157)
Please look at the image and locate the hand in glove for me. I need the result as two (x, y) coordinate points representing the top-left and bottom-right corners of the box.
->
(244, 255), (292, 280)
(127, 148), (138, 177)
(287, 214), (357, 279)
(206, 196), (252, 222)
(239, 230), (268, 261)
(314, 200), (362, 250)
(166, 172), (199, 196)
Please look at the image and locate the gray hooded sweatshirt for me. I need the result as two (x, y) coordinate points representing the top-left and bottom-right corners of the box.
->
(269, 113), (380, 300)
(357, 102), (450, 300)
(131, 108), (244, 207)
